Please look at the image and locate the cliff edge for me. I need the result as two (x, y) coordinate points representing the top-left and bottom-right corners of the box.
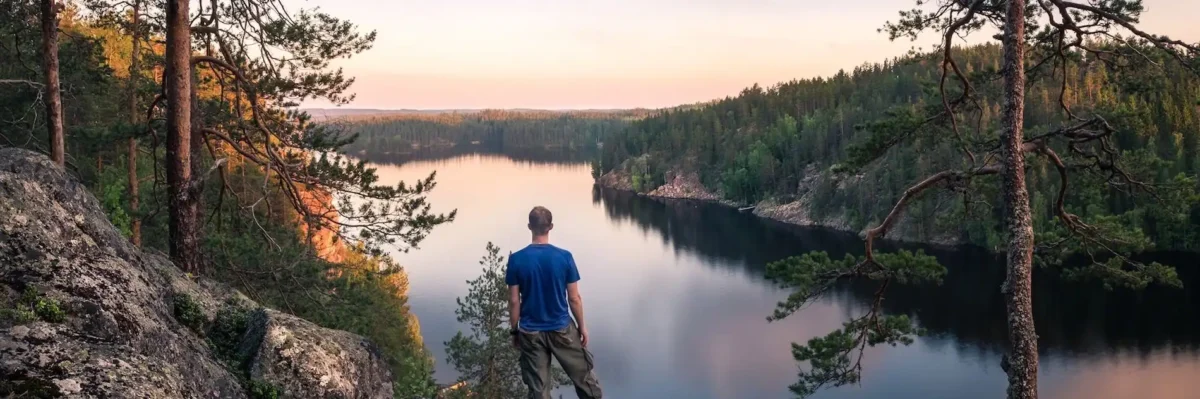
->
(0, 148), (394, 398)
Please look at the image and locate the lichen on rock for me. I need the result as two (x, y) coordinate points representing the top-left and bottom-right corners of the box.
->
(240, 309), (394, 399)
(0, 148), (395, 398)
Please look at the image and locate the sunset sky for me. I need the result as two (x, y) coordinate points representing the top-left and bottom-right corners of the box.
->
(292, 0), (1200, 110)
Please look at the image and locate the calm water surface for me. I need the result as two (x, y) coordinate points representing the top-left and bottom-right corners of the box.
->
(370, 150), (1200, 399)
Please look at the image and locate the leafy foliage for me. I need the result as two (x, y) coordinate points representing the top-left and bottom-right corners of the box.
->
(247, 379), (281, 399)
(787, 315), (921, 397)
(208, 302), (253, 365)
(1, 287), (67, 325)
(767, 250), (945, 320)
(172, 293), (207, 334)
(765, 250), (943, 397)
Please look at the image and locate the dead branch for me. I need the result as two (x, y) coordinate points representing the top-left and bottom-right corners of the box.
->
(1056, 0), (1200, 74)
(0, 79), (44, 87)
(862, 163), (1003, 263)
(188, 157), (228, 196)
(939, 0), (985, 164)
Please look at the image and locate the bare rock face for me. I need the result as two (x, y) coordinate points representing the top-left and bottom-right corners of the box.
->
(645, 171), (723, 202)
(0, 148), (393, 398)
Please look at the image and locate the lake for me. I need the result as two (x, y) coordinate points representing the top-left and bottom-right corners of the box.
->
(368, 149), (1200, 399)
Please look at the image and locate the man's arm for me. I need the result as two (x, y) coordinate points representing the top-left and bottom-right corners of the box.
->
(509, 284), (521, 348)
(509, 285), (521, 331)
(567, 282), (588, 347)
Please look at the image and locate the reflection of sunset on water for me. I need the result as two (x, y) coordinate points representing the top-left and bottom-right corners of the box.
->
(1042, 350), (1200, 399)
(365, 153), (1200, 398)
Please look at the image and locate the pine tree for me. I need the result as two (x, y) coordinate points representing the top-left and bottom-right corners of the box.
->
(759, 1), (1199, 398)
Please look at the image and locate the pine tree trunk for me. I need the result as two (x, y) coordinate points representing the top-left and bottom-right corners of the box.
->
(190, 70), (205, 220)
(39, 0), (64, 166)
(127, 0), (141, 247)
(165, 0), (199, 273)
(1000, 0), (1038, 398)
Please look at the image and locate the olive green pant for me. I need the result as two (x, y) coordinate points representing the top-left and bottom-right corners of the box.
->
(517, 323), (603, 399)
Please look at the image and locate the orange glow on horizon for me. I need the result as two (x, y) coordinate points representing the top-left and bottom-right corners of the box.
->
(291, 0), (1200, 109)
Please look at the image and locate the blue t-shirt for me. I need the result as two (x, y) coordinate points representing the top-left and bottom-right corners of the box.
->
(505, 244), (580, 331)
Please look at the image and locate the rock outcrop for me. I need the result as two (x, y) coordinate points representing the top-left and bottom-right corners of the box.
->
(595, 168), (634, 192)
(0, 148), (394, 398)
(644, 171), (725, 203)
(241, 309), (395, 399)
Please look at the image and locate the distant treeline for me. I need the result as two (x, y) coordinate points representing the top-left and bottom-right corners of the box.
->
(334, 109), (654, 154)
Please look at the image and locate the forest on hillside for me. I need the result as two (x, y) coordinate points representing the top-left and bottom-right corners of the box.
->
(334, 109), (651, 155)
(0, 0), (448, 396)
(599, 43), (1200, 251)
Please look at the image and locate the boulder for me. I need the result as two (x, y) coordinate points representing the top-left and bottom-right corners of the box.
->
(0, 148), (393, 398)
(240, 309), (394, 399)
(644, 171), (724, 202)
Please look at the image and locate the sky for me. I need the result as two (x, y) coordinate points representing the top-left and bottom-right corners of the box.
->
(290, 0), (1200, 110)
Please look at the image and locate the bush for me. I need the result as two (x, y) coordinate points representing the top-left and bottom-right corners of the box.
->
(173, 293), (207, 334)
(33, 298), (65, 323)
(0, 307), (37, 325)
(209, 304), (252, 363)
(247, 379), (280, 399)
(1, 287), (66, 325)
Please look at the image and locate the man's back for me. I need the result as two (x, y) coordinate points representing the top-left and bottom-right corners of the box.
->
(506, 244), (580, 331)
(509, 206), (601, 398)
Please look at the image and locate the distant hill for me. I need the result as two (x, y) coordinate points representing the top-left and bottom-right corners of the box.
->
(301, 108), (653, 122)
(329, 108), (652, 156)
(302, 108), (459, 121)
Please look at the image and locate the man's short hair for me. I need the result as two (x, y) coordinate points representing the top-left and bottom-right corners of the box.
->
(528, 206), (553, 235)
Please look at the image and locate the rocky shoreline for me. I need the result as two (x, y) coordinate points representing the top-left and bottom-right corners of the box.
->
(595, 169), (964, 248)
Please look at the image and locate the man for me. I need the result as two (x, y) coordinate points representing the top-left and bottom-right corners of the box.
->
(507, 206), (603, 399)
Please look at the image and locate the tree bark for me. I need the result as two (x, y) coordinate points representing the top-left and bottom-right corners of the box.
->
(1000, 0), (1039, 398)
(166, 0), (199, 273)
(127, 0), (142, 247)
(39, 0), (64, 166)
(190, 67), (205, 219)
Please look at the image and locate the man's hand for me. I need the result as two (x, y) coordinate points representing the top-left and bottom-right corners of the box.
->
(567, 282), (587, 347)
(512, 334), (520, 350)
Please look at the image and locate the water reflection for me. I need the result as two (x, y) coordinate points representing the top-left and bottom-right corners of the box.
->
(381, 154), (1199, 399)
(591, 187), (862, 273)
(592, 186), (1200, 398)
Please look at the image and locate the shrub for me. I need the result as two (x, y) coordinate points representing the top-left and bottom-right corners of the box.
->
(247, 379), (280, 399)
(33, 298), (65, 323)
(172, 293), (207, 334)
(1, 287), (66, 325)
(209, 304), (252, 363)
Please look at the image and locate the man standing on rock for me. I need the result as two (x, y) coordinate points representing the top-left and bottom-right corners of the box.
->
(507, 206), (603, 399)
